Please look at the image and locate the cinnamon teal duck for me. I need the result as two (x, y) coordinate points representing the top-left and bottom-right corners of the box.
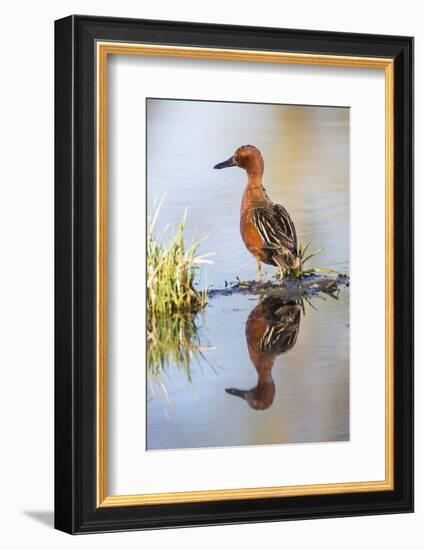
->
(225, 296), (302, 410)
(214, 145), (300, 282)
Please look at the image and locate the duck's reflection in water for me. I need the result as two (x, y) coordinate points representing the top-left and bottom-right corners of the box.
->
(226, 296), (302, 410)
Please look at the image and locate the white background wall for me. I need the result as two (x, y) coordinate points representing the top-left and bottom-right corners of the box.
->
(0, 1), (420, 548)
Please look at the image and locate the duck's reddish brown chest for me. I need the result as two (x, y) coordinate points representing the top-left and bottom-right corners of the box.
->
(245, 306), (275, 370)
(240, 211), (264, 258)
(240, 184), (265, 259)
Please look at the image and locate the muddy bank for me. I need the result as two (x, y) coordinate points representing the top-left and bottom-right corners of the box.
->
(207, 273), (349, 301)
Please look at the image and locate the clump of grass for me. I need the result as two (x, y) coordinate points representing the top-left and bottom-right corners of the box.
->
(289, 241), (345, 280)
(147, 199), (215, 404)
(147, 199), (214, 315)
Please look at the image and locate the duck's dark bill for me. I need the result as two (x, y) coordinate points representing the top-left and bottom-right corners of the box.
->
(214, 156), (236, 169)
(225, 387), (248, 399)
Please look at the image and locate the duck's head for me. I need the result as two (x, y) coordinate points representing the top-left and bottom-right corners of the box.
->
(225, 382), (275, 411)
(214, 145), (264, 176)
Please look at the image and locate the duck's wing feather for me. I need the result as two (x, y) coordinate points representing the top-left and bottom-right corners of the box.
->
(252, 204), (297, 253)
(273, 203), (298, 251)
(259, 305), (301, 353)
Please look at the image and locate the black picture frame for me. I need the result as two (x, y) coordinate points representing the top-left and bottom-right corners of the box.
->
(55, 14), (413, 534)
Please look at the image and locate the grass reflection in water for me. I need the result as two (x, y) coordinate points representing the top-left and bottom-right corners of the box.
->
(147, 311), (216, 408)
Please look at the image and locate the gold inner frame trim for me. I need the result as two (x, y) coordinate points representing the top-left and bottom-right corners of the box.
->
(96, 41), (395, 508)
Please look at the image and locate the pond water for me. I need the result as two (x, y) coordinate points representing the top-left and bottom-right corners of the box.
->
(146, 99), (349, 450)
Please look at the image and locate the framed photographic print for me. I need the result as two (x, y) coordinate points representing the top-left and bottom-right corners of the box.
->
(54, 15), (414, 534)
